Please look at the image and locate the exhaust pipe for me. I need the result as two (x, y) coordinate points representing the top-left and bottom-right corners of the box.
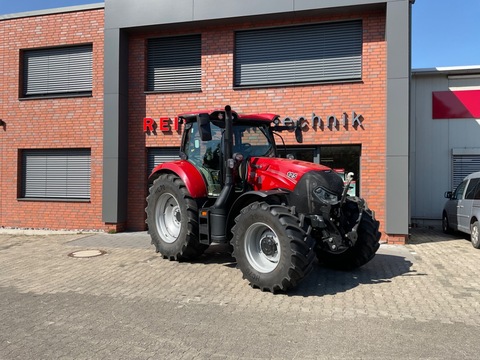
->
(209, 105), (235, 241)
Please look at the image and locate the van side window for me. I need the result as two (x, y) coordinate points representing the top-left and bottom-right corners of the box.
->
(452, 180), (467, 200)
(465, 178), (480, 200)
(474, 179), (480, 200)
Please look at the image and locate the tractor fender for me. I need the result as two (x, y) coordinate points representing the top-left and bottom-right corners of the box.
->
(226, 189), (291, 237)
(149, 160), (207, 198)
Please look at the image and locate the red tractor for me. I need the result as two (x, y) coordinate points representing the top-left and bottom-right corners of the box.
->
(146, 106), (380, 292)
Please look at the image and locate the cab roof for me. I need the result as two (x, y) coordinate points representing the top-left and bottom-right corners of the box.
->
(178, 109), (279, 124)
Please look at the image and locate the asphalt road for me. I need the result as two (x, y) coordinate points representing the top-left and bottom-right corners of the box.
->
(1, 228), (479, 359)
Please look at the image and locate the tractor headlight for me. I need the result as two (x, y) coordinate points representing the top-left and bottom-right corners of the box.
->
(313, 186), (339, 205)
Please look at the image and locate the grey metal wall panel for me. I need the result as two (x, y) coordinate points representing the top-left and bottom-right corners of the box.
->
(385, 0), (411, 234)
(295, 0), (387, 11)
(410, 74), (450, 221)
(105, 0), (395, 29)
(194, 0), (293, 21)
(385, 155), (409, 229)
(102, 29), (129, 223)
(105, 0), (194, 29)
(385, 1), (410, 79)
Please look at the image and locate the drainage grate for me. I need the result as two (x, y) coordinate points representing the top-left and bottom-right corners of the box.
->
(68, 249), (107, 258)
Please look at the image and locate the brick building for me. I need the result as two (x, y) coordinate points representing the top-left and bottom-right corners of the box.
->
(0, 0), (413, 243)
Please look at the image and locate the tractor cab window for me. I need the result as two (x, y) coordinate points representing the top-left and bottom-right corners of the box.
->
(233, 125), (274, 158)
(185, 122), (223, 196)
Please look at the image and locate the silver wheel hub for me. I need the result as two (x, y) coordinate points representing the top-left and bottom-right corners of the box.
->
(472, 224), (479, 243)
(244, 222), (281, 273)
(155, 193), (181, 244)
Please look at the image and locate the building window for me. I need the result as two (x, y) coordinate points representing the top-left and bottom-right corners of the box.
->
(21, 149), (91, 200)
(147, 35), (201, 93)
(22, 44), (93, 98)
(235, 20), (362, 87)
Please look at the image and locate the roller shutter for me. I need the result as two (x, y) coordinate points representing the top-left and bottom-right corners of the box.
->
(235, 20), (362, 87)
(22, 149), (91, 199)
(147, 35), (201, 92)
(452, 155), (480, 189)
(147, 148), (180, 175)
(23, 45), (93, 97)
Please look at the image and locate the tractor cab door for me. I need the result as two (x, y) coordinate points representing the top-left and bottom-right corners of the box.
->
(184, 122), (223, 196)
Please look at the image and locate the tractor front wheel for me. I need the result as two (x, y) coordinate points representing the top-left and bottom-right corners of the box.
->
(316, 210), (380, 270)
(231, 202), (315, 293)
(146, 173), (207, 260)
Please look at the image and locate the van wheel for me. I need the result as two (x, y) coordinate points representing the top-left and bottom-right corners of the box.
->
(471, 221), (480, 249)
(442, 212), (452, 234)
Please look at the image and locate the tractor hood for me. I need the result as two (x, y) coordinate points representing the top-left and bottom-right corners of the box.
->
(246, 157), (340, 193)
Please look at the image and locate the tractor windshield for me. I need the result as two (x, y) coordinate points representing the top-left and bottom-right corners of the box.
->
(233, 124), (275, 158)
(183, 121), (275, 196)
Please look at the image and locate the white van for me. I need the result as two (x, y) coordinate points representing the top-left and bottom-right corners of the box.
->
(442, 171), (480, 248)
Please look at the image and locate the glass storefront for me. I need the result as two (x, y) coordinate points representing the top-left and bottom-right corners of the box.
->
(285, 145), (361, 196)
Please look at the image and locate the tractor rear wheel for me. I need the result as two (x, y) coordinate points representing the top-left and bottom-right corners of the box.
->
(231, 202), (315, 293)
(146, 173), (207, 260)
(316, 209), (380, 270)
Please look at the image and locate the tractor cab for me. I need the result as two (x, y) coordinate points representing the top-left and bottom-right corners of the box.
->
(179, 109), (277, 196)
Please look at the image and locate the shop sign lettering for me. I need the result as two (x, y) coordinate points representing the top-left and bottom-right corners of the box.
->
(284, 112), (364, 130)
(143, 117), (180, 133)
(143, 111), (364, 134)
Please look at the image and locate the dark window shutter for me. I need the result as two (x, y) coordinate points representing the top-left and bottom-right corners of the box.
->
(235, 20), (362, 86)
(23, 45), (93, 96)
(147, 148), (180, 175)
(147, 35), (201, 92)
(22, 149), (91, 199)
(452, 155), (480, 189)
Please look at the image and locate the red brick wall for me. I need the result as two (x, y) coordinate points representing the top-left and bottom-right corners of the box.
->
(127, 10), (390, 240)
(0, 9), (110, 231)
(0, 8), (395, 241)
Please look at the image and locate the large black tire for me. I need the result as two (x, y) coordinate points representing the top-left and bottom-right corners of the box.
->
(315, 210), (380, 270)
(231, 202), (315, 293)
(146, 173), (207, 260)
(471, 221), (480, 249)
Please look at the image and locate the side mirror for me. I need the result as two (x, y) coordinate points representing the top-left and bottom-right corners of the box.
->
(295, 124), (303, 143)
(197, 113), (212, 141)
(444, 191), (452, 199)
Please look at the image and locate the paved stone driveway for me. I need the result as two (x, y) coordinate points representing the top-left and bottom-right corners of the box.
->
(1, 228), (479, 359)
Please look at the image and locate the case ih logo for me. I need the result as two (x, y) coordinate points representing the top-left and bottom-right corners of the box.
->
(143, 111), (364, 134)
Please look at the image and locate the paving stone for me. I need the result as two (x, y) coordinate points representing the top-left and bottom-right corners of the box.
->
(0, 229), (480, 359)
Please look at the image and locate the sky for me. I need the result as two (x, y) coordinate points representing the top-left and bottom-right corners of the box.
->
(0, 0), (479, 69)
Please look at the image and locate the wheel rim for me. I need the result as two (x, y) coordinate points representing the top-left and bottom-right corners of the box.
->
(244, 222), (281, 273)
(442, 215), (448, 232)
(155, 193), (181, 244)
(472, 224), (479, 245)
